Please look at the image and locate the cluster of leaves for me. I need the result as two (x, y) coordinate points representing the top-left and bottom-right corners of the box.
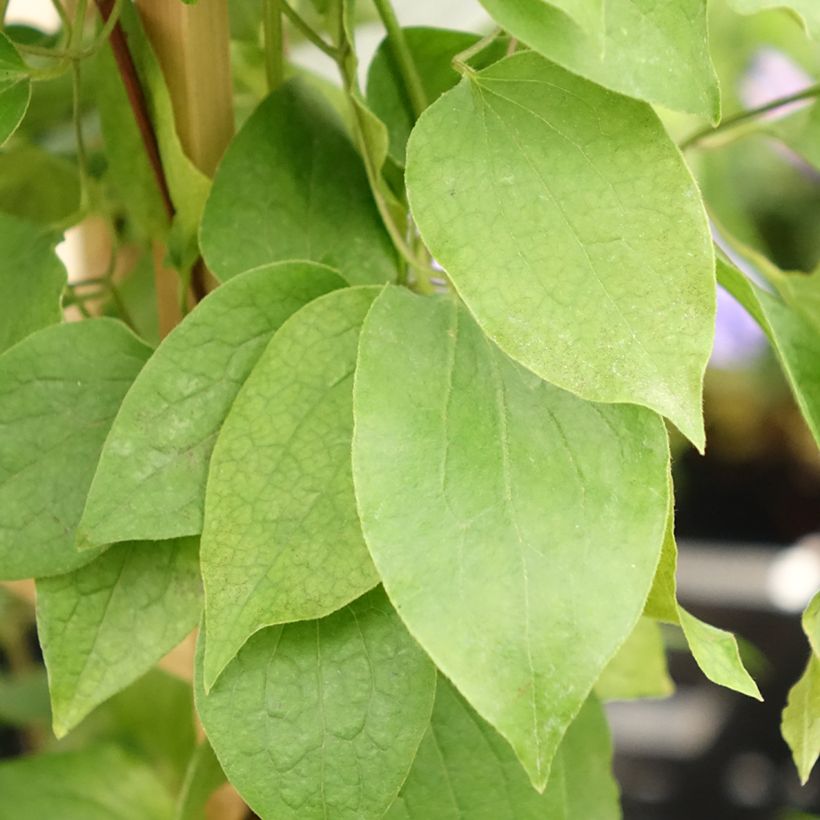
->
(0, 0), (819, 816)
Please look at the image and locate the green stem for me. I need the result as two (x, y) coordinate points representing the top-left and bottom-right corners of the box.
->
(71, 59), (90, 212)
(0, 0), (9, 32)
(453, 28), (501, 77)
(263, 0), (285, 91)
(680, 83), (820, 151)
(280, 0), (339, 59)
(371, 0), (426, 118)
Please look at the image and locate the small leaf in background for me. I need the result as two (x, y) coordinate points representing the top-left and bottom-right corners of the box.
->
(0, 212), (66, 354)
(0, 745), (175, 820)
(36, 536), (202, 737)
(0, 670), (51, 727)
(0, 31), (31, 145)
(406, 52), (715, 449)
(642, 494), (762, 700)
(366, 27), (508, 165)
(477, 0), (720, 120)
(388, 680), (619, 819)
(782, 653), (820, 784)
(0, 320), (150, 580)
(717, 258), (820, 447)
(729, 0), (820, 39)
(678, 608), (763, 701)
(78, 262), (345, 549)
(596, 617), (674, 702)
(353, 287), (670, 789)
(201, 286), (380, 689)
(196, 587), (436, 820)
(0, 146), (80, 226)
(176, 742), (228, 820)
(200, 79), (396, 285)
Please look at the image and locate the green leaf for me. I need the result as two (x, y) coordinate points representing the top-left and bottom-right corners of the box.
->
(77, 262), (345, 550)
(478, 0), (720, 121)
(0, 745), (175, 820)
(729, 0), (820, 38)
(0, 319), (150, 580)
(678, 607), (762, 701)
(717, 258), (820, 448)
(195, 587), (436, 820)
(94, 43), (167, 240)
(201, 286), (380, 688)
(0, 32), (31, 146)
(596, 617), (674, 702)
(366, 28), (508, 166)
(36, 536), (201, 737)
(0, 145), (80, 226)
(176, 742), (227, 820)
(783, 654), (820, 784)
(387, 679), (619, 819)
(804, 592), (820, 656)
(200, 79), (396, 285)
(406, 52), (715, 449)
(0, 670), (51, 727)
(352, 286), (670, 789)
(643, 500), (762, 700)
(0, 212), (66, 355)
(119, 3), (210, 269)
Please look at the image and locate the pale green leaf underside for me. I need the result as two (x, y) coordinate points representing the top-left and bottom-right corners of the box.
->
(730, 0), (820, 38)
(366, 28), (508, 166)
(643, 500), (762, 700)
(202, 286), (380, 689)
(200, 79), (396, 285)
(0, 212), (66, 355)
(36, 537), (202, 737)
(0, 745), (175, 820)
(478, 0), (720, 120)
(77, 262), (346, 550)
(717, 259), (820, 448)
(0, 320), (150, 580)
(387, 680), (618, 819)
(406, 52), (715, 449)
(196, 587), (436, 820)
(0, 32), (31, 146)
(352, 287), (670, 789)
(782, 654), (820, 784)
(596, 617), (674, 702)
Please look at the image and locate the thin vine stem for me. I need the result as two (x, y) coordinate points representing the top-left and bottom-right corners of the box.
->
(0, 0), (9, 32)
(280, 0), (339, 58)
(680, 83), (820, 150)
(71, 60), (91, 212)
(263, 0), (285, 91)
(371, 0), (427, 118)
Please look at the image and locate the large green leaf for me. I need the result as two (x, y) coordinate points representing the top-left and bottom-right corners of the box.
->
(783, 654), (820, 784)
(643, 499), (762, 700)
(478, 0), (719, 120)
(366, 28), (509, 166)
(196, 588), (436, 820)
(200, 79), (396, 285)
(201, 286), (380, 688)
(387, 680), (619, 819)
(0, 212), (66, 354)
(352, 286), (670, 789)
(729, 0), (820, 38)
(805, 592), (820, 656)
(36, 537), (202, 737)
(406, 53), (715, 449)
(717, 259), (820, 447)
(0, 32), (31, 145)
(0, 745), (174, 820)
(596, 617), (674, 702)
(0, 320), (150, 580)
(77, 262), (345, 550)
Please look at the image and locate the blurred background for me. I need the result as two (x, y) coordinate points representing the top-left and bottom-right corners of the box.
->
(1, 1), (819, 818)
